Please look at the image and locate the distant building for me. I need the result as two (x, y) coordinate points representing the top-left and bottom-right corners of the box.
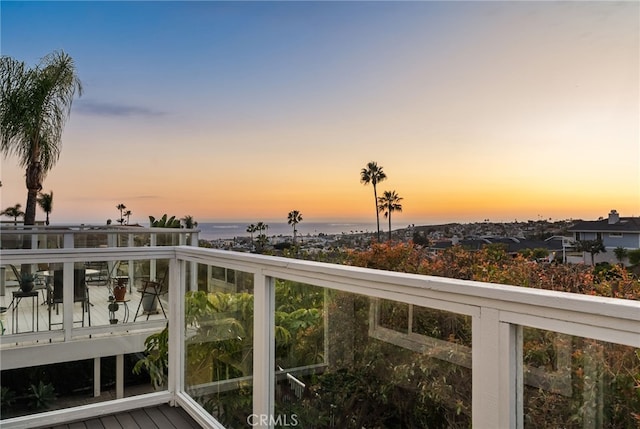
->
(568, 209), (640, 265)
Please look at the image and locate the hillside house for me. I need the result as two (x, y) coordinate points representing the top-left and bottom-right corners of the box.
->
(568, 210), (640, 265)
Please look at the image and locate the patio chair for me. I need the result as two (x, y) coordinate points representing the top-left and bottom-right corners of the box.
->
(133, 267), (168, 321)
(48, 269), (91, 328)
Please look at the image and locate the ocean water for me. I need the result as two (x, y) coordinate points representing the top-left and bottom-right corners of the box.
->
(197, 222), (379, 241)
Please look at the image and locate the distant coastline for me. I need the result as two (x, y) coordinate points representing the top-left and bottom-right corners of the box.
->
(197, 222), (379, 241)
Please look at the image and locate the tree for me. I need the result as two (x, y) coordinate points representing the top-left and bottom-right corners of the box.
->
(246, 224), (256, 245)
(360, 161), (387, 242)
(1, 203), (25, 224)
(36, 191), (53, 225)
(116, 203), (126, 225)
(377, 190), (403, 241)
(613, 247), (628, 265)
(181, 215), (198, 229)
(577, 239), (606, 266)
(255, 221), (269, 251)
(0, 51), (82, 227)
(287, 210), (303, 245)
(123, 210), (132, 225)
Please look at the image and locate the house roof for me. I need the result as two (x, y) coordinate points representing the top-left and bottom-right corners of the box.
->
(568, 217), (640, 233)
(431, 237), (565, 253)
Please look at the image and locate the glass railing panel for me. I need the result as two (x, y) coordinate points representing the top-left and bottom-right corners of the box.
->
(184, 263), (254, 427)
(522, 327), (640, 428)
(0, 354), (155, 420)
(273, 286), (473, 428)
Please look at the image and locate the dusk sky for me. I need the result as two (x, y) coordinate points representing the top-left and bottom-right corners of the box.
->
(1, 1), (638, 226)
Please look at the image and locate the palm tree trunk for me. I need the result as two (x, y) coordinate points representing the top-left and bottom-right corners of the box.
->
(24, 161), (42, 226)
(373, 185), (380, 241)
(388, 215), (392, 242)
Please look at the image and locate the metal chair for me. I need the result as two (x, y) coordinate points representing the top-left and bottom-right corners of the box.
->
(48, 269), (91, 328)
(133, 267), (168, 321)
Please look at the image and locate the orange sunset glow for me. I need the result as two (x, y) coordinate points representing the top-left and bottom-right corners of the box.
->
(1, 1), (638, 226)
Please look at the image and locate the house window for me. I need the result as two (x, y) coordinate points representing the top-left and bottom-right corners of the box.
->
(574, 232), (580, 241)
(596, 232), (603, 241)
(609, 233), (623, 238)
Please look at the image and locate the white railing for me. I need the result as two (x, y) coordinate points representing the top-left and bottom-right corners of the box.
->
(0, 245), (638, 429)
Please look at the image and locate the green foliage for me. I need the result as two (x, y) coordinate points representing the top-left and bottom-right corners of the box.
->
(628, 249), (640, 266)
(149, 214), (181, 228)
(613, 247), (628, 263)
(1, 386), (16, 409)
(132, 323), (169, 390)
(28, 381), (55, 410)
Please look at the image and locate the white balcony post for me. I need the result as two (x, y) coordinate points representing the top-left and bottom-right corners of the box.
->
(472, 308), (511, 429)
(168, 257), (184, 404)
(63, 262), (74, 341)
(128, 233), (134, 292)
(150, 233), (157, 280)
(253, 272), (275, 428)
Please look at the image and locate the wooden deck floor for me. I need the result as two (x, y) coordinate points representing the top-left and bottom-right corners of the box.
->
(0, 282), (166, 335)
(40, 404), (203, 429)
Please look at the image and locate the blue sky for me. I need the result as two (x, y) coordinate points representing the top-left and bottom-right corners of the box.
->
(1, 1), (638, 225)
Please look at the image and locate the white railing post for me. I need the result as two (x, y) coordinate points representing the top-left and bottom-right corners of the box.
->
(473, 308), (505, 429)
(63, 262), (74, 341)
(168, 257), (183, 405)
(253, 271), (275, 428)
(128, 233), (134, 292)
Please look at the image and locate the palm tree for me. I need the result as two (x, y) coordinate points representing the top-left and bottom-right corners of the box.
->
(377, 190), (403, 242)
(181, 215), (198, 229)
(577, 239), (606, 266)
(37, 191), (53, 225)
(0, 51), (82, 227)
(246, 223), (256, 244)
(116, 203), (126, 225)
(360, 161), (387, 241)
(287, 210), (303, 244)
(1, 203), (25, 224)
(123, 210), (132, 225)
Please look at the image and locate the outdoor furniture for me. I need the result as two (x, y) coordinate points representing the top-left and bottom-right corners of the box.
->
(8, 264), (48, 306)
(85, 261), (109, 286)
(48, 269), (91, 328)
(133, 267), (168, 321)
(11, 290), (39, 334)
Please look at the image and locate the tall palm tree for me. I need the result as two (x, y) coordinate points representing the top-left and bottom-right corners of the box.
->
(116, 203), (126, 225)
(124, 210), (132, 225)
(1, 203), (25, 224)
(287, 210), (303, 244)
(37, 191), (53, 225)
(360, 161), (387, 241)
(0, 51), (82, 227)
(246, 223), (256, 243)
(377, 190), (403, 242)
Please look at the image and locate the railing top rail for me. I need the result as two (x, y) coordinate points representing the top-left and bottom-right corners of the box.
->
(0, 224), (199, 235)
(0, 246), (177, 263)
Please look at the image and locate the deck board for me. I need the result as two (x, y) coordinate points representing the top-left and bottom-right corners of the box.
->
(35, 404), (202, 429)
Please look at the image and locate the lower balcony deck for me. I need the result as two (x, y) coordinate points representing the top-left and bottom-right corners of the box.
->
(0, 282), (166, 336)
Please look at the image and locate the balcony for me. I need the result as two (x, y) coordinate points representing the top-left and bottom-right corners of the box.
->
(1, 227), (639, 428)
